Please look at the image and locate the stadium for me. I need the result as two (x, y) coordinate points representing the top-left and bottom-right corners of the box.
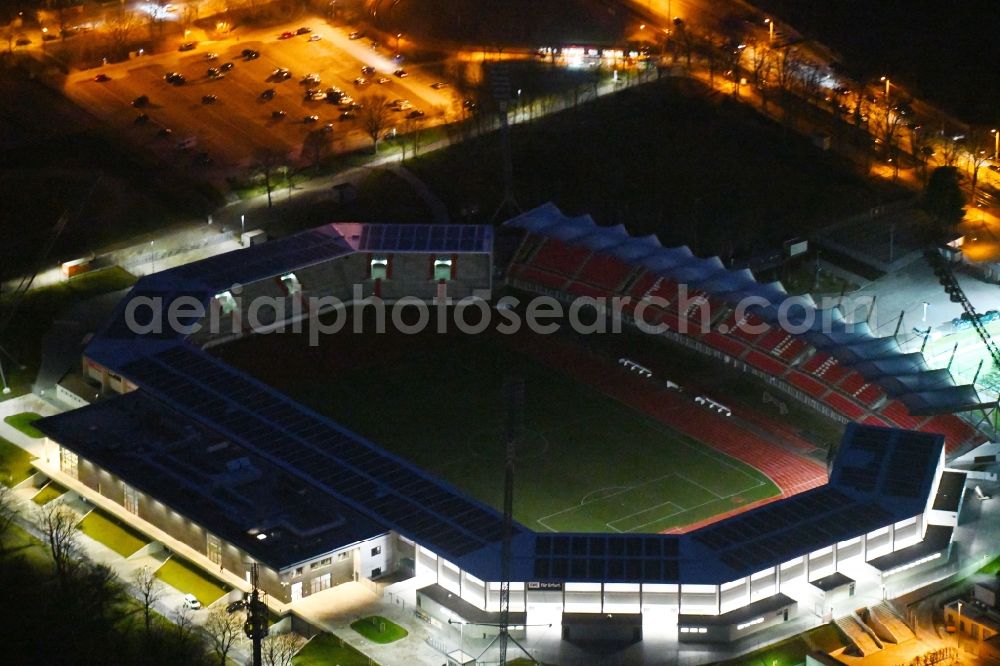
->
(32, 205), (993, 659)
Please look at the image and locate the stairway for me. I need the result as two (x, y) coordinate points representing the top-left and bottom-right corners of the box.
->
(835, 615), (882, 656)
(867, 602), (916, 644)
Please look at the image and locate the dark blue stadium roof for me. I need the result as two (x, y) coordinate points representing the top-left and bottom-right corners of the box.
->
(55, 220), (947, 586)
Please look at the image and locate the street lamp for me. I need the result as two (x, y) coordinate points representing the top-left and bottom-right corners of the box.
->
(922, 301), (929, 323)
(764, 18), (774, 43)
(992, 128), (998, 161)
(395, 33), (401, 52)
(880, 75), (890, 99)
(240, 213), (246, 242)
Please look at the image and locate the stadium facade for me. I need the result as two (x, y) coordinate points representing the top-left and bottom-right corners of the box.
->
(34, 214), (978, 650)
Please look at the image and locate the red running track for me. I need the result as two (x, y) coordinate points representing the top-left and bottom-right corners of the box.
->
(516, 335), (828, 531)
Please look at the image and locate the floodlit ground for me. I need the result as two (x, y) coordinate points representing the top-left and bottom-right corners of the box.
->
(293, 632), (378, 666)
(218, 324), (782, 534)
(60, 19), (458, 172)
(709, 623), (847, 666)
(350, 615), (409, 644)
(3, 412), (44, 439)
(31, 482), (66, 505)
(155, 557), (230, 607)
(0, 436), (36, 486)
(78, 508), (149, 558)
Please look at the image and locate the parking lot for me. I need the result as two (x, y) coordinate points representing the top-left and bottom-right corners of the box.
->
(62, 19), (458, 172)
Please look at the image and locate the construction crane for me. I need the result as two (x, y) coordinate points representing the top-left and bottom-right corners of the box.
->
(925, 249), (1000, 370)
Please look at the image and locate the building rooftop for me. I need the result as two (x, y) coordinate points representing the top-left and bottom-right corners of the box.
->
(810, 571), (854, 592)
(36, 390), (387, 570)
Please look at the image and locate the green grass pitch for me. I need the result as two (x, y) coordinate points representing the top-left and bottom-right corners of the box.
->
(226, 332), (780, 534)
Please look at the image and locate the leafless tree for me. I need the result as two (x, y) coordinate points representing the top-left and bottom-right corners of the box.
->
(671, 18), (695, 69)
(37, 502), (80, 590)
(203, 605), (243, 666)
(965, 129), (993, 202)
(935, 132), (963, 167)
(0, 485), (16, 555)
(132, 565), (163, 633)
(261, 632), (305, 666)
(302, 128), (332, 168)
(772, 46), (800, 125)
(796, 59), (825, 107)
(172, 604), (197, 644)
(1, 21), (15, 54)
(359, 94), (393, 154)
(250, 146), (286, 208)
(105, 5), (138, 60)
(400, 115), (424, 160)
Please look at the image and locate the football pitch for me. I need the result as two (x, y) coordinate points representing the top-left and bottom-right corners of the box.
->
(221, 332), (780, 533)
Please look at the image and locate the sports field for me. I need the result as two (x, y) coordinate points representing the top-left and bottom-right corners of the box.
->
(220, 329), (780, 533)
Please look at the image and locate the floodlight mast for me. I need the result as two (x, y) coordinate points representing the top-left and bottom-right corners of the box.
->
(243, 562), (269, 666)
(926, 249), (1000, 369)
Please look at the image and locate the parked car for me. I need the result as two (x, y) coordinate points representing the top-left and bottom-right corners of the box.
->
(179, 41), (196, 51)
(348, 31), (363, 40)
(207, 67), (221, 78)
(220, 62), (234, 72)
(322, 122), (335, 132)
(353, 77), (367, 86)
(242, 49), (259, 60)
(361, 65), (375, 75)
(296, 26), (312, 34)
(308, 34), (321, 42)
(182, 594), (202, 610)
(306, 90), (327, 101)
(406, 109), (425, 118)
(339, 111), (356, 121)
(157, 127), (173, 137)
(132, 95), (149, 107)
(279, 31), (294, 40)
(270, 68), (291, 81)
(202, 94), (217, 104)
(134, 113), (150, 125)
(164, 72), (186, 85)
(93, 73), (110, 82)
(303, 114), (319, 123)
(376, 76), (390, 84)
(271, 110), (287, 119)
(205, 52), (218, 60)
(301, 73), (320, 85)
(430, 82), (447, 89)
(261, 88), (276, 100)
(393, 69), (407, 78)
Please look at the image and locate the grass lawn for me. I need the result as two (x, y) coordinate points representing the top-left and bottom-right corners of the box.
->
(32, 482), (66, 505)
(77, 509), (149, 557)
(710, 623), (846, 666)
(218, 324), (780, 534)
(0, 436), (35, 486)
(156, 558), (229, 606)
(0, 522), (52, 569)
(4, 412), (44, 438)
(980, 556), (1000, 575)
(0, 266), (137, 398)
(293, 632), (378, 666)
(350, 616), (408, 644)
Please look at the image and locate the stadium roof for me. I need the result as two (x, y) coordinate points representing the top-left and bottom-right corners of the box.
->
(504, 203), (990, 415)
(41, 218), (954, 587)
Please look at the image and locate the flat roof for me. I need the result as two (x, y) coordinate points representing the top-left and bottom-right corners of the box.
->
(418, 583), (526, 626)
(36, 391), (386, 570)
(810, 571), (854, 592)
(868, 525), (953, 573)
(932, 471), (967, 512)
(679, 593), (795, 626)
